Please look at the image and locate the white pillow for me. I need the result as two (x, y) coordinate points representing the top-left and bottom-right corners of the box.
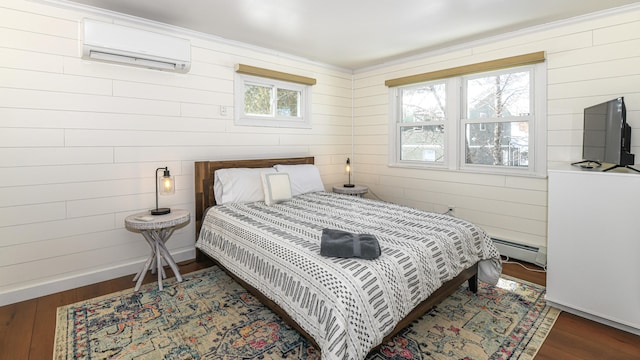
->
(214, 167), (275, 204)
(274, 164), (324, 196)
(261, 172), (292, 206)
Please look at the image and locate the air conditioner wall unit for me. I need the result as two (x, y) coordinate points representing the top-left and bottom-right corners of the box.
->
(81, 19), (191, 73)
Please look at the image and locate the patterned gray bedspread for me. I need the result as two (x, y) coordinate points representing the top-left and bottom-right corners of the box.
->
(196, 192), (501, 360)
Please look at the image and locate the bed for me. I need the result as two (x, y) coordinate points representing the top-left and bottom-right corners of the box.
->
(194, 156), (501, 360)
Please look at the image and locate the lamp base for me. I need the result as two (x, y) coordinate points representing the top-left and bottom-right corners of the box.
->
(343, 183), (355, 188)
(150, 208), (171, 215)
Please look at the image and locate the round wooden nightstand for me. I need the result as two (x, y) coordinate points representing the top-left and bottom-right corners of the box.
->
(332, 185), (368, 197)
(125, 209), (190, 291)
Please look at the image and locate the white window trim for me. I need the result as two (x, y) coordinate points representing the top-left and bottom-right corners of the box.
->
(389, 62), (547, 178)
(234, 73), (312, 129)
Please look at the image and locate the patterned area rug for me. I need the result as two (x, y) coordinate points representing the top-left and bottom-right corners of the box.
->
(54, 266), (559, 360)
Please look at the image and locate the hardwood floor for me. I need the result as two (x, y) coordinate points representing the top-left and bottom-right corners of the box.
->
(501, 260), (640, 360)
(1, 257), (638, 360)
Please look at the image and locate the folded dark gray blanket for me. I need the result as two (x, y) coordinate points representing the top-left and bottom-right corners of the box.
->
(320, 228), (381, 259)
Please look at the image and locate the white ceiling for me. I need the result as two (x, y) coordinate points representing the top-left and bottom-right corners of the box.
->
(60, 0), (640, 69)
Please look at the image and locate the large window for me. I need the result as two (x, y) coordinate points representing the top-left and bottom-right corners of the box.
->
(235, 73), (312, 128)
(389, 58), (546, 177)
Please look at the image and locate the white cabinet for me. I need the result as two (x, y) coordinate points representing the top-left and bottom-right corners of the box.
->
(547, 168), (640, 335)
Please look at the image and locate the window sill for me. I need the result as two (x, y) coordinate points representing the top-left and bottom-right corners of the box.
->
(388, 162), (547, 179)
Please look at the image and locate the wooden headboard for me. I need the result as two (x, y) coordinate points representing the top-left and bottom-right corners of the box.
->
(194, 156), (315, 244)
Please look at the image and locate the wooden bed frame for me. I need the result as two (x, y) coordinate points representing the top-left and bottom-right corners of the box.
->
(193, 156), (478, 352)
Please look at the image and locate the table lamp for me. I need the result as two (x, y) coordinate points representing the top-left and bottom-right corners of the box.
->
(151, 167), (175, 215)
(344, 158), (354, 187)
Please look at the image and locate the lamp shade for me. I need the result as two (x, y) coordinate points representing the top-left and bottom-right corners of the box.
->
(159, 169), (175, 195)
(151, 167), (174, 215)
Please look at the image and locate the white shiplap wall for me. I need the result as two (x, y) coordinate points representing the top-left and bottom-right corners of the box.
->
(0, 0), (353, 305)
(3, 0), (639, 306)
(352, 6), (640, 250)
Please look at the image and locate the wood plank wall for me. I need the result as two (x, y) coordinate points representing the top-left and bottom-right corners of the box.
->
(352, 5), (640, 249)
(2, 0), (639, 306)
(0, 0), (352, 305)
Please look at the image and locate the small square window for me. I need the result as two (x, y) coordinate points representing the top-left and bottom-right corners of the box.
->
(235, 74), (311, 128)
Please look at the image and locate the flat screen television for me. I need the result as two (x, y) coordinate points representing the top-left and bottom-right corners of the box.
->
(573, 97), (638, 172)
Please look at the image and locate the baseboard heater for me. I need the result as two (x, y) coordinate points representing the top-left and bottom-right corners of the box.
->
(491, 237), (547, 267)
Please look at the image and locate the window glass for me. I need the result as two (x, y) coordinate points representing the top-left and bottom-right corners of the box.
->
(244, 83), (272, 116)
(465, 121), (529, 167)
(276, 88), (300, 117)
(400, 125), (445, 162)
(401, 83), (446, 122)
(466, 71), (530, 119)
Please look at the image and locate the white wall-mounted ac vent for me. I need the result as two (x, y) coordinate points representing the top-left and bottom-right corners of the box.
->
(491, 237), (547, 267)
(82, 19), (191, 73)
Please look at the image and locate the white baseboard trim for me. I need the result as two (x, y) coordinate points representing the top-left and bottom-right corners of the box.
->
(546, 300), (640, 336)
(0, 248), (195, 307)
